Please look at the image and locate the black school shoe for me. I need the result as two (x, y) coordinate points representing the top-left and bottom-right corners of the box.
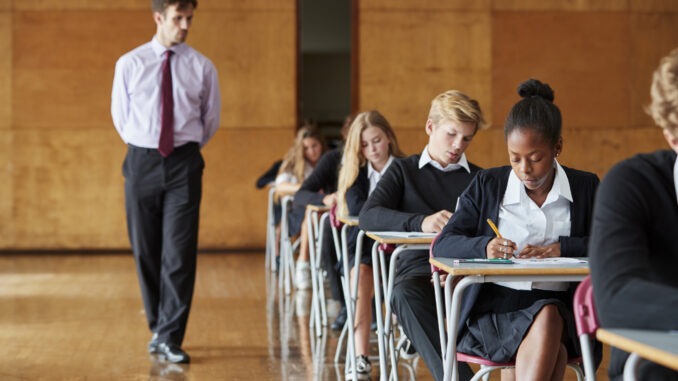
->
(148, 333), (160, 354)
(157, 343), (190, 364)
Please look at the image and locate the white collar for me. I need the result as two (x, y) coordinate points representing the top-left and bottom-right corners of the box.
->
(418, 145), (470, 173)
(368, 155), (394, 178)
(504, 160), (573, 206)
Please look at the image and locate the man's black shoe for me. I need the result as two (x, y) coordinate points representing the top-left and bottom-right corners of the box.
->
(157, 343), (191, 364)
(148, 333), (160, 354)
(331, 306), (347, 331)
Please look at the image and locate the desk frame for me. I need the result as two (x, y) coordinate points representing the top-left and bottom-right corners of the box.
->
(596, 328), (678, 381)
(367, 233), (434, 381)
(430, 257), (589, 381)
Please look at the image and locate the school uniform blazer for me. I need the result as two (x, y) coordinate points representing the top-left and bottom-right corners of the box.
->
(432, 165), (600, 334)
(589, 150), (678, 380)
(344, 167), (369, 258)
(287, 148), (342, 237)
(360, 154), (481, 276)
(346, 166), (369, 216)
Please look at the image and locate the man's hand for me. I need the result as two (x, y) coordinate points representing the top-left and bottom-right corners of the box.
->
(421, 210), (452, 233)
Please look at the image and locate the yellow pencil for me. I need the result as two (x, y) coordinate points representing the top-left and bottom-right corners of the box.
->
(486, 218), (502, 238)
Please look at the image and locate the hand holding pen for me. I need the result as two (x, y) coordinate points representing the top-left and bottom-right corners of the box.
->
(486, 218), (517, 259)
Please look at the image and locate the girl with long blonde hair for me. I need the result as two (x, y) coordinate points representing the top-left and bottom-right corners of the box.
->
(336, 110), (404, 380)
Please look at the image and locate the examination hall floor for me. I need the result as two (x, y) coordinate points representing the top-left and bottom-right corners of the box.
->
(0, 251), (608, 380)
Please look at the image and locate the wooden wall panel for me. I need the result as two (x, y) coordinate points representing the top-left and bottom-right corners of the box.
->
(562, 128), (669, 176)
(0, 134), (11, 244)
(360, 0), (490, 11)
(630, 12), (678, 127)
(0, 12), (11, 245)
(200, 129), (293, 248)
(11, 129), (127, 249)
(492, 12), (631, 131)
(630, 0), (678, 11)
(0, 12), (9, 127)
(13, 10), (151, 129)
(3, 1), (296, 249)
(192, 10), (296, 129)
(13, 0), (294, 11)
(492, 0), (627, 11)
(4, 1), (678, 250)
(359, 10), (491, 129)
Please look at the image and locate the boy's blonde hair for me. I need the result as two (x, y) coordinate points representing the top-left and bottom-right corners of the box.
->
(647, 48), (678, 137)
(428, 90), (486, 132)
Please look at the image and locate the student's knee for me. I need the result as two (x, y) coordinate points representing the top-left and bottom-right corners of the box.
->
(534, 304), (564, 332)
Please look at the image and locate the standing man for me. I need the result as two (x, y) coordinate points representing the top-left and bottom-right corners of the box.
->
(111, 0), (220, 364)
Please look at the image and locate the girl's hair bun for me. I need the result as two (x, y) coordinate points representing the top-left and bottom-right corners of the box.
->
(517, 78), (554, 102)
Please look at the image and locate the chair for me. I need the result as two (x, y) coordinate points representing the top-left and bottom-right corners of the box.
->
(328, 206), (355, 373)
(278, 195), (299, 295)
(265, 186), (277, 272)
(573, 275), (599, 381)
(307, 205), (330, 338)
(430, 242), (585, 381)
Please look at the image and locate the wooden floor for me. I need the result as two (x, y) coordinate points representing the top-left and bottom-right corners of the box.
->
(0, 252), (609, 380)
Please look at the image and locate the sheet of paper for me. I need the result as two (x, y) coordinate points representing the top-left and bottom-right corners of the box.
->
(368, 231), (437, 238)
(512, 257), (588, 265)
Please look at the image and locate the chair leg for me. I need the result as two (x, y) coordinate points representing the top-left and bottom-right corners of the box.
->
(334, 322), (348, 365)
(567, 363), (585, 381)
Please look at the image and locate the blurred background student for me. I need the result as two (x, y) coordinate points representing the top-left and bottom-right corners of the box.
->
(273, 125), (325, 269)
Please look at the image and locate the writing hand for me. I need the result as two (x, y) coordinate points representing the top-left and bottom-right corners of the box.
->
(486, 237), (518, 259)
(421, 210), (452, 233)
(519, 242), (561, 258)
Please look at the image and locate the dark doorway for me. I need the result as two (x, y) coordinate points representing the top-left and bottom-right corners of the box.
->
(298, 0), (352, 148)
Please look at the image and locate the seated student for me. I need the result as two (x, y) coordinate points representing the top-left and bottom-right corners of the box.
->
(274, 124), (325, 269)
(433, 79), (600, 381)
(255, 159), (282, 189)
(335, 110), (405, 380)
(292, 116), (352, 327)
(589, 48), (678, 381)
(359, 90), (486, 381)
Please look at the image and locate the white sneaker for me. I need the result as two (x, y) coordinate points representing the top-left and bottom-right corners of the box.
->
(295, 261), (311, 290)
(345, 354), (372, 380)
(398, 337), (418, 360)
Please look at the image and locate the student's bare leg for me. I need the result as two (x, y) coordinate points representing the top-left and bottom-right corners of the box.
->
(550, 344), (567, 381)
(275, 225), (281, 258)
(298, 216), (309, 262)
(514, 305), (565, 381)
(351, 264), (374, 356)
(500, 369), (515, 381)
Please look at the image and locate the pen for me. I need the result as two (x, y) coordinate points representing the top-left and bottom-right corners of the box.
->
(486, 218), (502, 238)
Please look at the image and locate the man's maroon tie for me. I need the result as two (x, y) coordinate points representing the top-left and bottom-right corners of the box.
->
(158, 50), (174, 157)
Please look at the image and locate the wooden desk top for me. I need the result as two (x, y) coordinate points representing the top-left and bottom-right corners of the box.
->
(365, 231), (436, 245)
(430, 257), (590, 276)
(306, 204), (330, 213)
(274, 189), (296, 199)
(337, 215), (359, 226)
(597, 328), (678, 372)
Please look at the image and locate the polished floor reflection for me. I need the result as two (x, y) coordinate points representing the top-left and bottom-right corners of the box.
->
(0, 252), (605, 380)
